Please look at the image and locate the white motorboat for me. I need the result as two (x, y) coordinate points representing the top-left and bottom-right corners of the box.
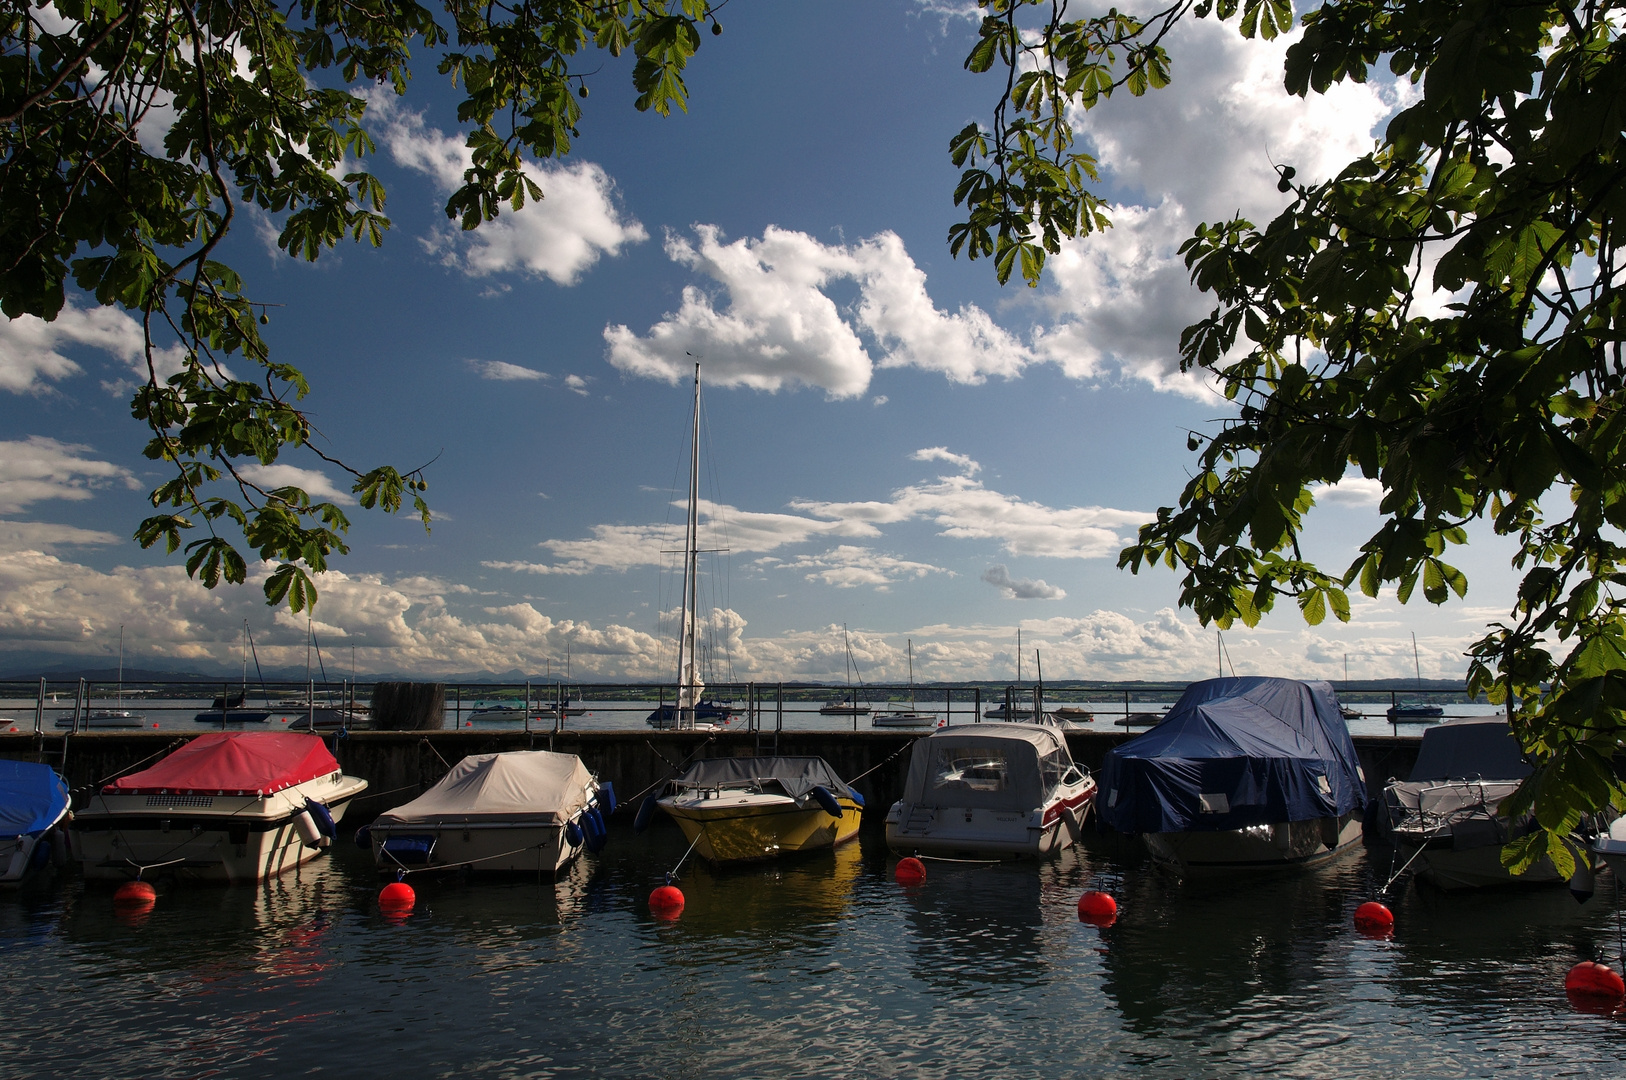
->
(1378, 715), (1596, 890)
(71, 731), (368, 882)
(364, 750), (610, 875)
(54, 708), (148, 730)
(1099, 677), (1368, 873)
(0, 761), (70, 884)
(885, 723), (1097, 860)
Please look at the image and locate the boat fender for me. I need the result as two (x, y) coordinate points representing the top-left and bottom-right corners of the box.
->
(305, 798), (337, 838)
(634, 794), (659, 834)
(582, 808), (608, 853)
(847, 788), (865, 809)
(355, 824), (372, 849)
(565, 819), (584, 848)
(292, 808), (323, 848)
(28, 838), (49, 871)
(811, 786), (843, 818)
(595, 781), (617, 817)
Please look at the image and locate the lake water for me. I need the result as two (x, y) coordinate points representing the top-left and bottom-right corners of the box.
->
(2, 823), (1623, 1078)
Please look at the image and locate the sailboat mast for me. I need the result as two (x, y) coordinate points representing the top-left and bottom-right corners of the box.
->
(1412, 632), (1421, 686)
(677, 361), (703, 726)
(116, 624), (124, 706)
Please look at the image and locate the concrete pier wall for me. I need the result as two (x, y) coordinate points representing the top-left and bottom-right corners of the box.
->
(0, 729), (1422, 821)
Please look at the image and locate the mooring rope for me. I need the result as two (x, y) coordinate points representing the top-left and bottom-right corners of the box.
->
(626, 738), (717, 806)
(843, 738), (915, 788)
(380, 837), (559, 877)
(664, 829), (705, 885)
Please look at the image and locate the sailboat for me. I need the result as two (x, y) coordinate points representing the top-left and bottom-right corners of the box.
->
(820, 625), (871, 715)
(193, 622), (276, 724)
(984, 628), (1034, 720)
(1388, 633), (1444, 723)
(55, 626), (147, 729)
(645, 362), (733, 731)
(873, 639), (936, 727)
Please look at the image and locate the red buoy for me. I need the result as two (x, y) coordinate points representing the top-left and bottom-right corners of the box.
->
(1353, 901), (1394, 936)
(113, 880), (157, 908)
(1078, 890), (1117, 926)
(649, 884), (685, 919)
(1566, 961), (1626, 1004)
(894, 857), (927, 885)
(379, 881), (415, 914)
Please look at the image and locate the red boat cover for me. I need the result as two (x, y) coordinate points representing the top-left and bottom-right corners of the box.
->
(105, 732), (340, 796)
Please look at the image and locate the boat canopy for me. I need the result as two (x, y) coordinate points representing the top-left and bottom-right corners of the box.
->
(900, 724), (1076, 813)
(375, 751), (595, 826)
(1408, 717), (1530, 782)
(105, 732), (340, 796)
(674, 756), (858, 801)
(1099, 677), (1366, 834)
(0, 760), (69, 836)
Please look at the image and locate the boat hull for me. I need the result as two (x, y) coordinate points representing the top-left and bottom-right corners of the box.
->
(871, 711), (937, 728)
(370, 821), (582, 875)
(884, 782), (1095, 860)
(660, 793), (861, 863)
(71, 773), (367, 882)
(1142, 812), (1363, 873)
(1398, 838), (1565, 890)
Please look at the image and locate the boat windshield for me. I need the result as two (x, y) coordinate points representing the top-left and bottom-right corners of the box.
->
(1039, 748), (1074, 795)
(930, 748), (1009, 793)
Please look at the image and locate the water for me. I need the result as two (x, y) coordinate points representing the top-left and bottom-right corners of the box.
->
(3, 826), (1623, 1078)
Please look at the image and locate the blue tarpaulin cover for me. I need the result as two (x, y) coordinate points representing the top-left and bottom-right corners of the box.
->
(1099, 677), (1366, 834)
(0, 760), (69, 837)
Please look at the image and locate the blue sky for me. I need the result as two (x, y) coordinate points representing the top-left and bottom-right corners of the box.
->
(0, 2), (1525, 682)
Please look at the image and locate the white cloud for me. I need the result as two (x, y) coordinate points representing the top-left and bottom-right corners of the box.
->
(367, 93), (646, 284)
(604, 225), (1033, 397)
(0, 437), (139, 513)
(237, 464), (354, 504)
(778, 545), (948, 590)
(0, 520), (121, 550)
(911, 446), (980, 475)
(982, 564), (1065, 600)
(564, 374), (590, 396)
(0, 300), (189, 394)
(1312, 476), (1384, 507)
(469, 359), (548, 381)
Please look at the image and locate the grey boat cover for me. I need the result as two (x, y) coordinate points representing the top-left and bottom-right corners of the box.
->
(375, 751), (594, 826)
(1099, 677), (1366, 833)
(900, 724), (1075, 813)
(673, 756), (858, 801)
(1408, 716), (1529, 781)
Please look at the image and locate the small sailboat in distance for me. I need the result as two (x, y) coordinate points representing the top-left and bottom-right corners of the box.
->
(1388, 633), (1444, 724)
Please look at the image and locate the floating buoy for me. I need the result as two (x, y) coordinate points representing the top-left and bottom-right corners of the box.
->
(379, 881), (415, 914)
(113, 880), (157, 908)
(466, 721), (473, 727)
(1566, 961), (1626, 1005)
(895, 857), (927, 885)
(1078, 890), (1117, 926)
(1353, 901), (1394, 936)
(649, 884), (685, 919)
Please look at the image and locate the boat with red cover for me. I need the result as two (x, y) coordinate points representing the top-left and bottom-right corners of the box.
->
(70, 732), (368, 883)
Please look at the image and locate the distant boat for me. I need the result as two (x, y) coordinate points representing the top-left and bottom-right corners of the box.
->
(822, 625), (870, 714)
(984, 703), (1034, 721)
(57, 626), (146, 729)
(193, 623), (274, 723)
(872, 639), (936, 728)
(1048, 705), (1095, 724)
(1387, 702), (1444, 723)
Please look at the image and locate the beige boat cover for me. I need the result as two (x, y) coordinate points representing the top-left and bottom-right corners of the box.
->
(375, 750), (595, 826)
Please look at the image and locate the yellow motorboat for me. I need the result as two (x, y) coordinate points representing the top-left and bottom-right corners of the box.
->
(648, 756), (863, 864)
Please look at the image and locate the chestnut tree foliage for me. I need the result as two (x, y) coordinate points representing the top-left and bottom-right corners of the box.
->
(0, 0), (719, 610)
(953, 0), (1626, 871)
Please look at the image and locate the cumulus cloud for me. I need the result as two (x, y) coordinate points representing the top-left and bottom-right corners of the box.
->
(1311, 476), (1385, 507)
(238, 464), (354, 504)
(367, 93), (646, 284)
(0, 438), (139, 514)
(779, 545), (948, 590)
(0, 300), (189, 394)
(564, 374), (589, 396)
(0, 520), (121, 551)
(982, 564), (1065, 600)
(911, 446), (980, 475)
(604, 225), (1033, 397)
(469, 359), (548, 381)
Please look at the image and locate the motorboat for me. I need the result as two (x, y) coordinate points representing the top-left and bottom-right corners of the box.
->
(1376, 715), (1593, 890)
(983, 703), (1034, 721)
(1387, 702), (1445, 723)
(71, 731), (368, 882)
(192, 694), (277, 724)
(364, 750), (611, 875)
(1594, 817), (1626, 879)
(885, 723), (1096, 860)
(645, 701), (734, 729)
(0, 760), (70, 884)
(1049, 706), (1095, 724)
(820, 699), (871, 716)
(54, 708), (148, 730)
(1098, 677), (1367, 873)
(468, 704), (528, 721)
(643, 755), (862, 864)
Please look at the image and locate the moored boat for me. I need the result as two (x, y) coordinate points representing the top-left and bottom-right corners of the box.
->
(71, 731), (367, 882)
(885, 723), (1096, 860)
(1048, 705), (1095, 724)
(645, 756), (862, 864)
(1387, 702), (1444, 723)
(0, 760), (70, 884)
(364, 750), (610, 875)
(820, 699), (871, 716)
(871, 709), (938, 728)
(1098, 677), (1367, 873)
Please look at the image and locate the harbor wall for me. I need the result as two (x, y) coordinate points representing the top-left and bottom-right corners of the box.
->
(0, 729), (1423, 821)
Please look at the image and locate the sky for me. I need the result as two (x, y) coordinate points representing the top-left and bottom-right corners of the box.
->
(0, 1), (1530, 684)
